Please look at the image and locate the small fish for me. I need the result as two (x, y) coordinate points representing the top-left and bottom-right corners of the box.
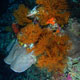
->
(55, 25), (61, 33)
(55, 29), (60, 33)
(46, 18), (56, 25)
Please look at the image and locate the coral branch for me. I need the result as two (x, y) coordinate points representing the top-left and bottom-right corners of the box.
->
(13, 4), (32, 26)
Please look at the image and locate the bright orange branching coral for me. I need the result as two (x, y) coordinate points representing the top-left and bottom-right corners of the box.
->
(13, 4), (32, 26)
(36, 0), (70, 25)
(17, 23), (42, 44)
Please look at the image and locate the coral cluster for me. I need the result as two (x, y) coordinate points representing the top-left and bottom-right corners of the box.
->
(17, 23), (71, 73)
(17, 23), (42, 44)
(13, 0), (72, 77)
(3, 0), (80, 79)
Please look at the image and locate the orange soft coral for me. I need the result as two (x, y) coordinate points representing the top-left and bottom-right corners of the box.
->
(17, 23), (42, 44)
(17, 23), (71, 73)
(36, 0), (70, 25)
(13, 4), (32, 26)
(35, 33), (71, 72)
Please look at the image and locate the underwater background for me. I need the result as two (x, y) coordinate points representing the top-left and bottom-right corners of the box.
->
(0, 0), (80, 80)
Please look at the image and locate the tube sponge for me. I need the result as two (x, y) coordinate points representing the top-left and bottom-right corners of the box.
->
(4, 40), (36, 73)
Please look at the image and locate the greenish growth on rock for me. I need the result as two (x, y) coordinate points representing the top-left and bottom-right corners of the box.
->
(13, 65), (52, 80)
(64, 57), (80, 80)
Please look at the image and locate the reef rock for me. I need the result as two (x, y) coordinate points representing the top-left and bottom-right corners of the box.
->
(66, 19), (80, 58)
